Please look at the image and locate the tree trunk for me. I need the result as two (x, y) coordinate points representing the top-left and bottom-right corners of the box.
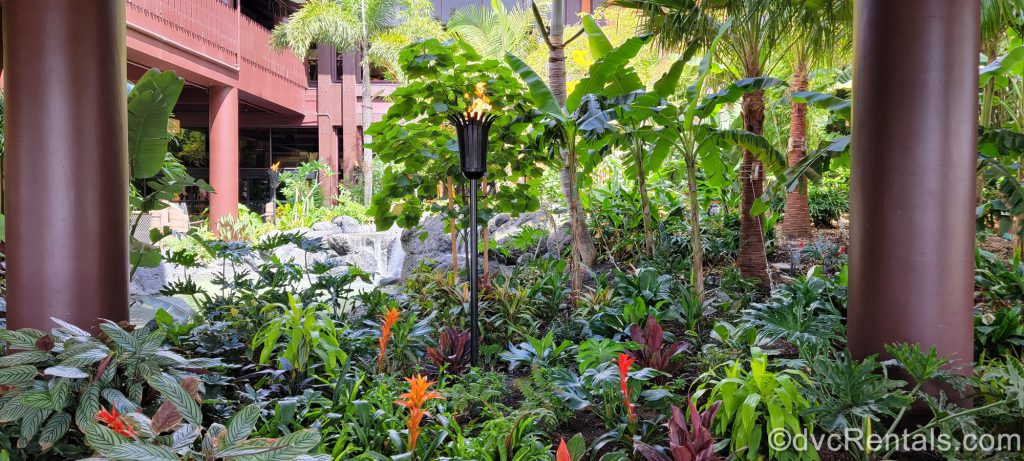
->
(782, 66), (813, 241)
(548, 0), (598, 302)
(361, 44), (374, 204)
(738, 90), (772, 286)
(635, 145), (655, 256)
(686, 161), (704, 301)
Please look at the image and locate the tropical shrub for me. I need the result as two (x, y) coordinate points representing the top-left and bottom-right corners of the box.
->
(81, 403), (325, 461)
(695, 348), (815, 461)
(0, 319), (219, 458)
(627, 316), (689, 380)
(635, 398), (723, 461)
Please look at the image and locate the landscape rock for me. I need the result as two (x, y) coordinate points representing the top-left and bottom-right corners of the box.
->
(325, 234), (353, 256)
(312, 221), (338, 232)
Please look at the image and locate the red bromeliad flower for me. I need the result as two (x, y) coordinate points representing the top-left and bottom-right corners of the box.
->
(96, 406), (136, 437)
(377, 307), (401, 371)
(616, 353), (637, 422)
(556, 438), (571, 461)
(395, 374), (444, 453)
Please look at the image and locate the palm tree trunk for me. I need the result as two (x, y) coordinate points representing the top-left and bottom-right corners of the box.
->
(782, 65), (813, 241)
(686, 159), (704, 301)
(738, 90), (771, 286)
(361, 44), (374, 204)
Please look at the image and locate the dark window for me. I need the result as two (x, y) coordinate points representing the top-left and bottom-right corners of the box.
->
(271, 128), (319, 169)
(239, 128), (271, 168)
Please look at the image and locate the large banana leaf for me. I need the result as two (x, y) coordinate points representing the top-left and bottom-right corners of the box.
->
(981, 45), (1024, 86)
(581, 14), (613, 59)
(683, 19), (732, 129)
(698, 129), (786, 177)
(505, 54), (565, 122)
(783, 135), (850, 191)
(127, 69), (184, 179)
(566, 34), (652, 113)
(694, 77), (786, 119)
(791, 92), (851, 121)
(653, 43), (700, 99)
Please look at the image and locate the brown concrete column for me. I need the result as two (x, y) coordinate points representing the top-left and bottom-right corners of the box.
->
(3, 0), (128, 330)
(848, 0), (977, 373)
(340, 52), (360, 184)
(316, 45), (340, 204)
(317, 117), (338, 204)
(209, 85), (239, 232)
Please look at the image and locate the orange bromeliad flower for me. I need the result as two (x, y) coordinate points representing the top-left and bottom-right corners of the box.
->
(394, 374), (445, 454)
(96, 406), (136, 437)
(377, 307), (401, 371)
(556, 438), (571, 461)
(616, 353), (637, 422)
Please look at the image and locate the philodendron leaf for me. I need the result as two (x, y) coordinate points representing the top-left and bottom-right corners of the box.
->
(145, 373), (202, 426)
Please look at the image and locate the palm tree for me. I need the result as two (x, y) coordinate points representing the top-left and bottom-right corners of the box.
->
(780, 0), (851, 241)
(612, 0), (795, 286)
(448, 0), (537, 59)
(271, 0), (442, 204)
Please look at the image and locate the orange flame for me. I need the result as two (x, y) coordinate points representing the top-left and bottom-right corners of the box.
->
(466, 82), (492, 120)
(270, 162), (281, 172)
(395, 374), (445, 453)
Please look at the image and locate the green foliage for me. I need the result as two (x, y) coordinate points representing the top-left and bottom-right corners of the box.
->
(695, 349), (815, 461)
(803, 352), (911, 432)
(500, 332), (575, 371)
(81, 402), (325, 461)
(367, 38), (550, 230)
(975, 306), (1024, 360)
(806, 168), (849, 227)
(252, 296), (344, 376)
(0, 319), (219, 458)
(739, 269), (845, 357)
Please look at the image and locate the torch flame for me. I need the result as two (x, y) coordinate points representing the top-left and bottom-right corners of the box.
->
(466, 82), (492, 120)
(270, 161), (281, 172)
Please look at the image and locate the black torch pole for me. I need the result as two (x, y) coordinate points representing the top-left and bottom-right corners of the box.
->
(469, 178), (480, 365)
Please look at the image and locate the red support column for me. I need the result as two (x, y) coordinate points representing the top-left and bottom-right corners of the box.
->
(316, 45), (340, 204)
(209, 85), (239, 232)
(848, 0), (978, 374)
(340, 52), (360, 185)
(3, 0), (129, 330)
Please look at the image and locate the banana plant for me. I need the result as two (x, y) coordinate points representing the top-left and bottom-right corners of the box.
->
(976, 40), (1024, 250)
(127, 69), (212, 279)
(506, 17), (651, 296)
(650, 19), (786, 300)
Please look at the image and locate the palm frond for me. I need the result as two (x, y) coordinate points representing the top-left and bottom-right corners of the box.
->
(270, 0), (360, 55)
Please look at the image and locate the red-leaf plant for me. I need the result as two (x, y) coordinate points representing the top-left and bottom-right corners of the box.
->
(426, 328), (471, 374)
(635, 398), (723, 461)
(628, 315), (689, 381)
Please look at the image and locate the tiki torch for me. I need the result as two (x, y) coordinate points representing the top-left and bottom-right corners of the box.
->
(447, 82), (495, 366)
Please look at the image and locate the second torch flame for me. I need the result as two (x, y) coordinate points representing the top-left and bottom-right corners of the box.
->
(465, 82), (492, 121)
